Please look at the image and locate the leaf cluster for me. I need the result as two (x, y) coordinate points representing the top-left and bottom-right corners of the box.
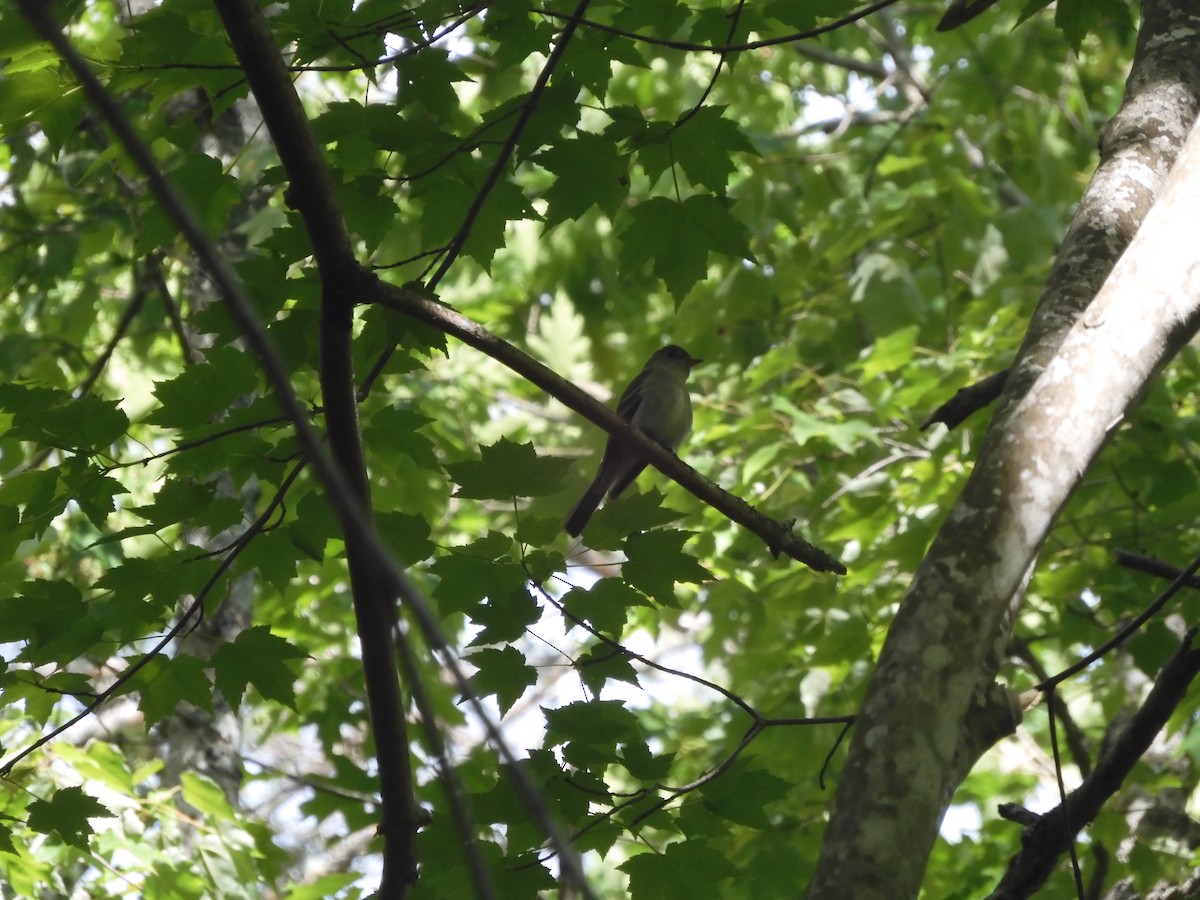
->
(2, 0), (1190, 897)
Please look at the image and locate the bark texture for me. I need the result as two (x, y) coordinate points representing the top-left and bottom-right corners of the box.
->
(807, 2), (1200, 896)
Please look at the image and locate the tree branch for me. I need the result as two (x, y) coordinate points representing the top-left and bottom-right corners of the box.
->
(1036, 552), (1200, 695)
(794, 42), (888, 80)
(18, 4), (607, 896)
(1116, 549), (1200, 591)
(937, 0), (1004, 31)
(920, 367), (1010, 431)
(808, 1), (1200, 895)
(426, 0), (593, 289)
(209, 0), (419, 890)
(366, 284), (847, 574)
(988, 629), (1200, 899)
(533, 0), (903, 53)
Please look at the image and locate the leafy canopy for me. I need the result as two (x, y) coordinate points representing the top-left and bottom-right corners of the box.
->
(2, 0), (1190, 898)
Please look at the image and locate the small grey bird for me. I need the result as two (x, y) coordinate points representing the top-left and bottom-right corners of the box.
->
(564, 344), (702, 537)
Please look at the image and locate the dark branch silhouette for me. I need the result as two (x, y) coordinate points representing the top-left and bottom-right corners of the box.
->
(989, 628), (1200, 899)
(921, 368), (1010, 431)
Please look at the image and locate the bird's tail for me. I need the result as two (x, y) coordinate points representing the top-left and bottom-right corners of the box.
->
(563, 484), (605, 537)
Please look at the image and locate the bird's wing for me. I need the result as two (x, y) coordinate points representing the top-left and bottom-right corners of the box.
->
(613, 370), (648, 422)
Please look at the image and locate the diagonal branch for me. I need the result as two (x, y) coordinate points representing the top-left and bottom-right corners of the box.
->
(808, 2), (1200, 895)
(988, 628), (1200, 899)
(534, 0), (903, 53)
(426, 0), (593, 289)
(1116, 549), (1200, 591)
(16, 4), (598, 897)
(367, 284), (847, 573)
(937, 0), (1004, 31)
(210, 0), (419, 890)
(0, 459), (305, 778)
(920, 368), (1009, 431)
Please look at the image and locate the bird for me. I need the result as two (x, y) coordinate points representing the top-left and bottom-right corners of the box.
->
(563, 344), (702, 537)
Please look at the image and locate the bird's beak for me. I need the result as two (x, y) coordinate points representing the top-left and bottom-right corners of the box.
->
(687, 355), (703, 368)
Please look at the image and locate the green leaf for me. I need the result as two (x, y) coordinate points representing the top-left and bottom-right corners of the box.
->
(0, 580), (92, 664)
(525, 547), (569, 584)
(859, 325), (920, 379)
(1054, 0), (1133, 50)
(612, 1), (690, 37)
(137, 153), (240, 252)
(565, 29), (646, 97)
(52, 742), (137, 796)
(809, 610), (872, 666)
(375, 301), (450, 358)
(479, 5), (553, 71)
(0, 384), (129, 451)
(363, 406), (439, 471)
(339, 176), (401, 252)
(376, 510), (435, 565)
(148, 345), (262, 429)
(619, 195), (753, 301)
(701, 762), (795, 829)
(430, 533), (524, 616)
(544, 699), (642, 746)
(562, 578), (647, 637)
(26, 787), (112, 850)
(287, 491), (342, 562)
(446, 437), (573, 499)
(71, 469), (128, 528)
(668, 106), (758, 192)
(0, 468), (66, 540)
(0, 68), (70, 134)
(1016, 0), (1056, 27)
(180, 772), (236, 819)
(537, 133), (629, 227)
(763, 0), (854, 29)
(583, 488), (684, 547)
(212, 626), (305, 710)
(467, 645), (536, 716)
(619, 739), (674, 781)
(515, 78), (584, 158)
(284, 874), (361, 900)
(394, 43), (474, 110)
(132, 476), (243, 534)
(575, 645), (641, 695)
(468, 582), (541, 646)
(0, 505), (18, 564)
(620, 840), (738, 899)
(414, 172), (539, 272)
(91, 553), (213, 631)
(623, 530), (710, 603)
(124, 654), (214, 727)
(233, 529), (299, 592)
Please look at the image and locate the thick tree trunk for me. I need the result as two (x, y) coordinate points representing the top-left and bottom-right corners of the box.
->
(807, 2), (1200, 896)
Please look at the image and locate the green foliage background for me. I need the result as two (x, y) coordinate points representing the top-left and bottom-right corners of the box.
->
(2, 0), (1197, 897)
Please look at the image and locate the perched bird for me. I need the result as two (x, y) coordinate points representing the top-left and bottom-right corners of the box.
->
(564, 344), (702, 537)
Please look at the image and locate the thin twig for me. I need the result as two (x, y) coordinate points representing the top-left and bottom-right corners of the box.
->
(0, 459), (302, 775)
(672, 0), (746, 131)
(18, 7), (596, 894)
(1045, 688), (1085, 899)
(425, 0), (594, 289)
(393, 624), (496, 900)
(1036, 550), (1200, 693)
(533, 0), (903, 54)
